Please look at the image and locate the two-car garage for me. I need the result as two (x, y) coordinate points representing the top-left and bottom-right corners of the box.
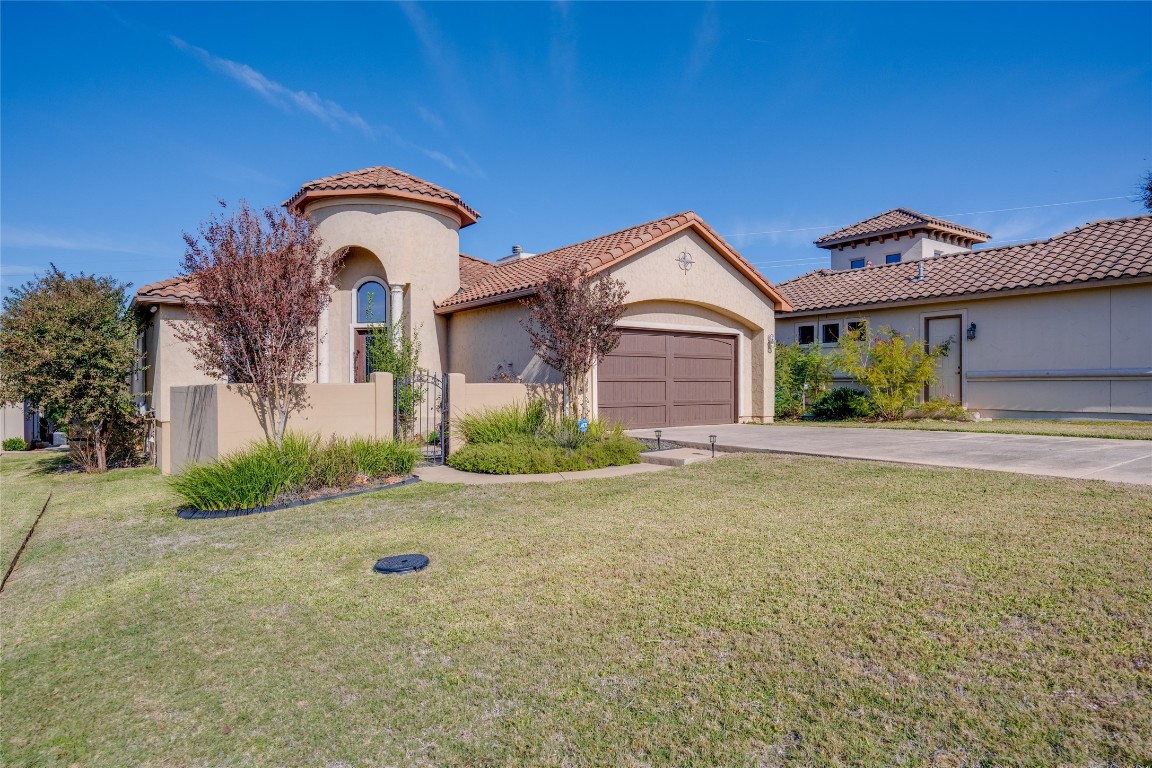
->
(597, 328), (737, 428)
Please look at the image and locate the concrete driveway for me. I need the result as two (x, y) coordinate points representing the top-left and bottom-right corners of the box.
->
(627, 424), (1152, 486)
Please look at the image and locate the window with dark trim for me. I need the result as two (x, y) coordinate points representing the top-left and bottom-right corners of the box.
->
(847, 320), (867, 338)
(822, 323), (840, 344)
(798, 324), (815, 345)
(850, 258), (865, 269)
(885, 253), (901, 264)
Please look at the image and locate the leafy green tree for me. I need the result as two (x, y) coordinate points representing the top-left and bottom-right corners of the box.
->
(832, 325), (949, 421)
(366, 314), (424, 439)
(0, 266), (142, 471)
(774, 341), (833, 419)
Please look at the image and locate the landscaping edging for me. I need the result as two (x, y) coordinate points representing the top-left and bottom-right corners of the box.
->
(176, 476), (421, 520)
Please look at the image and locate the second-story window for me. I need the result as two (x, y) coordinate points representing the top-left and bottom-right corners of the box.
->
(885, 253), (901, 264)
(850, 258), (865, 269)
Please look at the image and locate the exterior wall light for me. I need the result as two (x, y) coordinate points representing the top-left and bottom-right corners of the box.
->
(709, 434), (717, 458)
(654, 429), (662, 450)
(967, 322), (977, 341)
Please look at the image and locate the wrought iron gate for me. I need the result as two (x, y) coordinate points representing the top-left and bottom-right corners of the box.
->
(395, 370), (449, 464)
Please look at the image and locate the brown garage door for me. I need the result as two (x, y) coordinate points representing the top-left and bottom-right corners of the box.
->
(598, 329), (736, 428)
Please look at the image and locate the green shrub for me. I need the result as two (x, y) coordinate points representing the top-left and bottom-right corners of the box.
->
(775, 341), (834, 420)
(810, 387), (876, 421)
(169, 433), (421, 511)
(2, 437), (26, 451)
(455, 400), (548, 444)
(447, 434), (642, 475)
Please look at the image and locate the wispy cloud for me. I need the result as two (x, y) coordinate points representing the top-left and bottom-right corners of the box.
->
(0, 263), (45, 278)
(1, 226), (164, 256)
(416, 104), (447, 134)
(685, 3), (720, 87)
(170, 36), (375, 137)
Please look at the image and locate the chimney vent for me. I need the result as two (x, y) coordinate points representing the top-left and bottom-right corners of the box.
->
(512, 245), (523, 257)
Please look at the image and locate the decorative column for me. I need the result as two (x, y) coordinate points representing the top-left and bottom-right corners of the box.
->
(317, 305), (330, 383)
(389, 283), (405, 342)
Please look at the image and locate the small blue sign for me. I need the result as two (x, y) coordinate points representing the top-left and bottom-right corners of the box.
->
(577, 418), (589, 433)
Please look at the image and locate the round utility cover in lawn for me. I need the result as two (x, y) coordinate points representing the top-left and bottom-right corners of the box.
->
(373, 554), (429, 575)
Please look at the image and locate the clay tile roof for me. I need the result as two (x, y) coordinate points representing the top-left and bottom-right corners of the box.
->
(814, 208), (990, 248)
(437, 211), (789, 312)
(458, 253), (496, 290)
(134, 275), (201, 304)
(284, 166), (480, 227)
(779, 215), (1152, 314)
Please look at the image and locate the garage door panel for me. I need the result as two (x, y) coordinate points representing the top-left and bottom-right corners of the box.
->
(599, 380), (666, 405)
(599, 354), (667, 379)
(671, 380), (735, 402)
(615, 332), (668, 355)
(671, 403), (733, 426)
(598, 328), (735, 429)
(671, 335), (734, 356)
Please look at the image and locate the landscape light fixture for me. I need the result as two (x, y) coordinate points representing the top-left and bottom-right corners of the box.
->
(967, 322), (977, 341)
(654, 429), (662, 450)
(709, 434), (717, 458)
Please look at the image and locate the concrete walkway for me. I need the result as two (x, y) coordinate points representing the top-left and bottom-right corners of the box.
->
(415, 462), (669, 485)
(628, 424), (1152, 486)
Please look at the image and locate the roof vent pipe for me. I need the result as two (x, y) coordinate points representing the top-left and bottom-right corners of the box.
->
(512, 245), (523, 257)
(912, 261), (926, 282)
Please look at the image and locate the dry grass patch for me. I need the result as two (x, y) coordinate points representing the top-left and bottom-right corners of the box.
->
(2, 451), (1150, 766)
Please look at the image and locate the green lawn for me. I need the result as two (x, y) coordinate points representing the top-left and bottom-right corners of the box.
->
(774, 418), (1152, 440)
(2, 451), (1150, 766)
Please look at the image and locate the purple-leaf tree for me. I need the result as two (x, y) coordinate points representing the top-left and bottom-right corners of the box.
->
(175, 201), (344, 447)
(521, 261), (628, 417)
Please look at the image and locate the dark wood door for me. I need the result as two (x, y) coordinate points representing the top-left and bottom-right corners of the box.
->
(598, 329), (736, 428)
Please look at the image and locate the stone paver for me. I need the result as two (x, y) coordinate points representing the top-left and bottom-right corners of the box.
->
(628, 424), (1152, 486)
(415, 462), (669, 485)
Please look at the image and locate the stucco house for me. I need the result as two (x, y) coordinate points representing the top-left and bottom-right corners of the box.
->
(775, 209), (1152, 420)
(135, 166), (791, 470)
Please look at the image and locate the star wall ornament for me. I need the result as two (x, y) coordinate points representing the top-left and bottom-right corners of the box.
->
(676, 251), (695, 272)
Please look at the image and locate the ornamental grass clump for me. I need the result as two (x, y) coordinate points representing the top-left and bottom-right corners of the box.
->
(447, 399), (642, 475)
(170, 434), (420, 511)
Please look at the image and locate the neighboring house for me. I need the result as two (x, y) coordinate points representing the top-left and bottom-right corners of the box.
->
(776, 211), (1152, 420)
(135, 166), (791, 468)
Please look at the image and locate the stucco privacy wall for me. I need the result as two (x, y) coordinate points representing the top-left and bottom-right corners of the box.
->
(309, 198), (462, 379)
(166, 373), (394, 474)
(445, 374), (530, 454)
(777, 282), (1152, 419)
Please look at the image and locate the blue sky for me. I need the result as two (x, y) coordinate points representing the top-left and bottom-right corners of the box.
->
(2, 1), (1149, 296)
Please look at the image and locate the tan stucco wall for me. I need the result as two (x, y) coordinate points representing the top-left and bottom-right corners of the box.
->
(309, 197), (461, 379)
(148, 304), (221, 470)
(447, 302), (561, 385)
(778, 281), (1152, 419)
(1, 402), (26, 442)
(166, 373), (395, 474)
(828, 234), (968, 271)
(607, 231), (775, 420)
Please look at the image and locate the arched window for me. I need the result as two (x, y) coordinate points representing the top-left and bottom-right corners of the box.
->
(356, 281), (387, 324)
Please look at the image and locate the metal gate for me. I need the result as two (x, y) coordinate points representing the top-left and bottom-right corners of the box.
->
(395, 370), (449, 464)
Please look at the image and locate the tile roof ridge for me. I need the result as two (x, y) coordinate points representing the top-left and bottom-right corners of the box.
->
(458, 252), (493, 265)
(494, 210), (696, 266)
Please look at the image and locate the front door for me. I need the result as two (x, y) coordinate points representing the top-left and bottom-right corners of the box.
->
(925, 315), (962, 402)
(354, 330), (377, 383)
